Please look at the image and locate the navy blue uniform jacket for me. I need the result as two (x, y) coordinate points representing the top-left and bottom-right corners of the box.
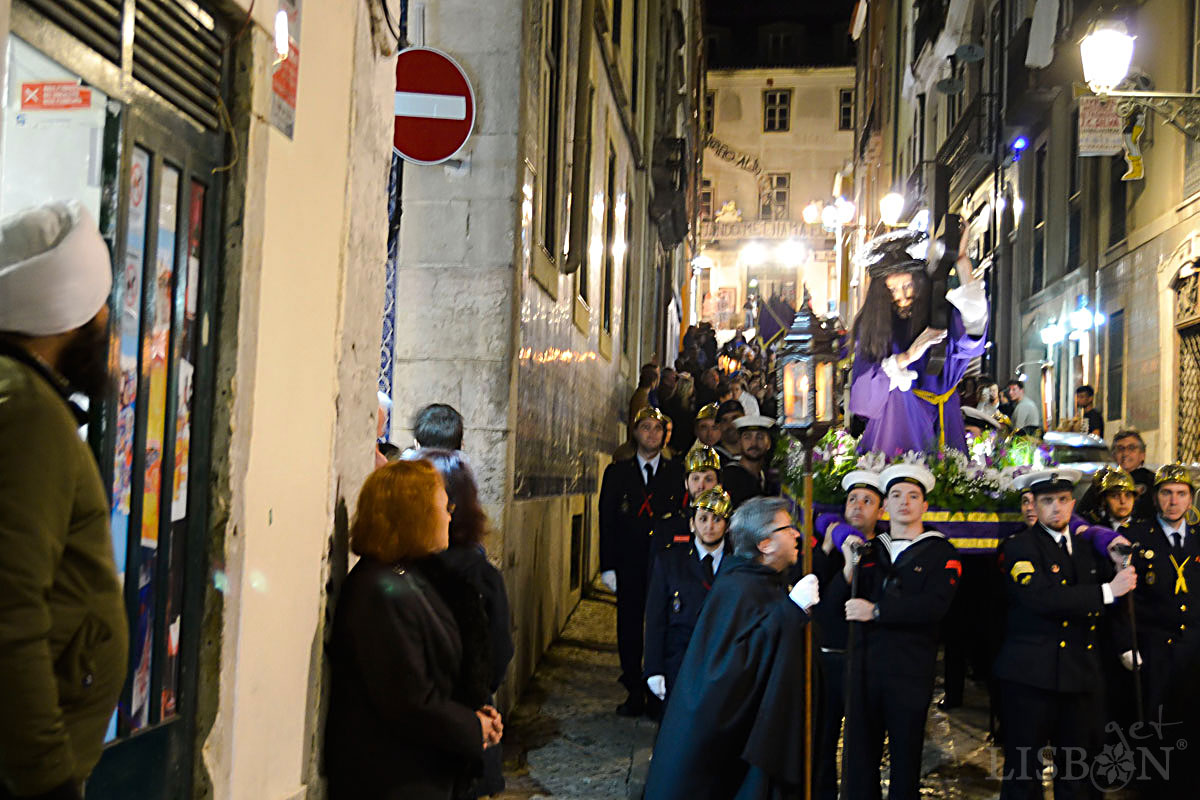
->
(643, 538), (732, 691)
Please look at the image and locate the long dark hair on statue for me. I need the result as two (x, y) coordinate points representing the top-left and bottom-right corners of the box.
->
(851, 269), (931, 364)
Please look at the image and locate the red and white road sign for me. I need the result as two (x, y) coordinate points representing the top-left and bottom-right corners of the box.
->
(393, 47), (475, 165)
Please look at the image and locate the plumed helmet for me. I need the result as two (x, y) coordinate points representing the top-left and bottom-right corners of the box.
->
(684, 445), (722, 475)
(633, 406), (668, 428)
(1092, 466), (1136, 495)
(858, 228), (929, 280)
(692, 486), (733, 519)
(695, 402), (720, 421)
(1154, 463), (1196, 490)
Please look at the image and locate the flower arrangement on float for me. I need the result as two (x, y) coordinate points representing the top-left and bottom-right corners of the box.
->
(776, 428), (1058, 513)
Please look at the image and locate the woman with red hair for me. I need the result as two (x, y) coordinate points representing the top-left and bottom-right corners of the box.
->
(325, 459), (502, 799)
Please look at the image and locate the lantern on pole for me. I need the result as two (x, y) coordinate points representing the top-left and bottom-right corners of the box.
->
(774, 285), (840, 800)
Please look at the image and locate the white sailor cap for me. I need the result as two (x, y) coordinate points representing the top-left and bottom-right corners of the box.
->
(732, 414), (777, 431)
(841, 469), (884, 497)
(1012, 468), (1082, 495)
(962, 406), (1001, 431)
(878, 464), (936, 495)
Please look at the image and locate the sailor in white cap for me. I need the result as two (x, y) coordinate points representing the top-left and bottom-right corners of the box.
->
(719, 414), (779, 509)
(0, 201), (127, 799)
(810, 469), (885, 799)
(993, 468), (1137, 799)
(829, 462), (963, 800)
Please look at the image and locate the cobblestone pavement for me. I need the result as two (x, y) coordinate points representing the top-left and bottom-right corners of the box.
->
(497, 582), (1020, 799)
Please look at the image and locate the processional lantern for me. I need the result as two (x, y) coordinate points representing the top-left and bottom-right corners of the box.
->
(777, 287), (839, 441)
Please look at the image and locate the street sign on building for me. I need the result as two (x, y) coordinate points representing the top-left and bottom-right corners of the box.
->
(1077, 96), (1123, 157)
(393, 47), (476, 165)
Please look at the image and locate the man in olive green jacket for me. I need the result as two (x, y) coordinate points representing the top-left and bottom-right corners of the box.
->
(0, 202), (128, 800)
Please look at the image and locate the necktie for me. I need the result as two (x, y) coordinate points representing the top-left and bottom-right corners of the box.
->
(1173, 532), (1184, 551)
(701, 554), (714, 584)
(644, 463), (654, 485)
(1059, 536), (1070, 557)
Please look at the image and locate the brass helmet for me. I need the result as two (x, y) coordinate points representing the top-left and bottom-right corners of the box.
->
(692, 485), (734, 519)
(695, 402), (720, 422)
(684, 444), (722, 475)
(1154, 462), (1196, 490)
(632, 406), (668, 428)
(1092, 465), (1136, 495)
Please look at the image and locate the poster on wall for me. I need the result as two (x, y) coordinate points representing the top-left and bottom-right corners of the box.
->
(270, 0), (302, 138)
(1078, 96), (1124, 157)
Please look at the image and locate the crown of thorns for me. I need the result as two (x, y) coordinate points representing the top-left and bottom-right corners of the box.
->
(858, 228), (929, 279)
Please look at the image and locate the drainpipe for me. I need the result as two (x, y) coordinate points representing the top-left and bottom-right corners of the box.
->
(565, 0), (597, 275)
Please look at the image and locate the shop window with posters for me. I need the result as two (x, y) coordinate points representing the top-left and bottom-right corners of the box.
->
(1, 1), (229, 794)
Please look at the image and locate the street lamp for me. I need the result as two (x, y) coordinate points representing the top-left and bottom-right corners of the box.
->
(879, 192), (906, 227)
(740, 242), (767, 266)
(802, 201), (823, 225)
(1079, 19), (1200, 140)
(775, 286), (839, 798)
(1040, 319), (1066, 345)
(777, 239), (808, 267)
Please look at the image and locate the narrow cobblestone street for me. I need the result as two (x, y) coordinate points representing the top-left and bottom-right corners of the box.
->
(498, 582), (1008, 799)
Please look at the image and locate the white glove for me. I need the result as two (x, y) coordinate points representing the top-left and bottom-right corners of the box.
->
(600, 570), (618, 593)
(789, 574), (820, 610)
(647, 675), (666, 700)
(1121, 650), (1142, 671)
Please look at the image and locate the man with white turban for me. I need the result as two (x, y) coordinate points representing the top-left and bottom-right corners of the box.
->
(0, 201), (128, 800)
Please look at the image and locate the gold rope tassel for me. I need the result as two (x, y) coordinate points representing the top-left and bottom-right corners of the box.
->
(913, 387), (958, 451)
(1170, 554), (1191, 595)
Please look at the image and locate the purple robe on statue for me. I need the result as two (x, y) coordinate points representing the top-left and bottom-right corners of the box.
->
(850, 283), (988, 456)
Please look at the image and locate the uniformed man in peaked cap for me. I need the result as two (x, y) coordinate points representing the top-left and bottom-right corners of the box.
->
(829, 464), (962, 800)
(652, 445), (723, 553)
(995, 468), (1136, 799)
(1120, 464), (1200, 798)
(643, 485), (734, 706)
(599, 405), (686, 717)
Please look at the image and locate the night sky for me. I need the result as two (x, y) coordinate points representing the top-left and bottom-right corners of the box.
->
(703, 0), (858, 69)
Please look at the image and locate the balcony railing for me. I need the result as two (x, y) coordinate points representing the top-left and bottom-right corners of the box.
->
(936, 93), (999, 205)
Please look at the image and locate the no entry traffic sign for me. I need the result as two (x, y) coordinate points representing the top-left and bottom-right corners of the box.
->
(393, 47), (476, 165)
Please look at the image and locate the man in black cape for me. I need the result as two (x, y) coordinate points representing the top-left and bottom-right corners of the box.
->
(644, 496), (819, 800)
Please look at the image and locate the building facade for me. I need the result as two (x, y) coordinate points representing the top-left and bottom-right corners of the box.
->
(0, 0), (702, 798)
(849, 0), (1200, 465)
(696, 66), (856, 331)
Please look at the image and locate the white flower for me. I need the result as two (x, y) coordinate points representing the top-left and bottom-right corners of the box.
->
(901, 450), (926, 465)
(858, 451), (887, 472)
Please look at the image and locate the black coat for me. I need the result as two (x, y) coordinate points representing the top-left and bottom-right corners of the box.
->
(325, 556), (486, 800)
(437, 545), (514, 693)
(599, 456), (687, 574)
(644, 558), (810, 800)
(643, 538), (732, 691)
(993, 525), (1118, 693)
(720, 462), (778, 509)
(826, 532), (960, 681)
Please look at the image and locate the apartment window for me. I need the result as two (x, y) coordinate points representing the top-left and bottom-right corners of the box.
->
(1107, 310), (1125, 420)
(766, 32), (795, 64)
(540, 0), (565, 261)
(838, 89), (854, 131)
(704, 91), (715, 133)
(1067, 109), (1082, 273)
(699, 178), (714, 221)
(630, 0), (640, 113)
(760, 173), (789, 220)
(602, 146), (617, 334)
(1109, 155), (1127, 246)
(1032, 143), (1047, 293)
(622, 187), (636, 354)
(763, 89), (792, 132)
(576, 88), (595, 306)
(612, 0), (622, 45)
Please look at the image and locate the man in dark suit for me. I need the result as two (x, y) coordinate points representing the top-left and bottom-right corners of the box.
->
(720, 415), (779, 509)
(829, 464), (962, 800)
(1121, 464), (1200, 798)
(994, 468), (1136, 800)
(599, 406), (686, 716)
(644, 486), (734, 705)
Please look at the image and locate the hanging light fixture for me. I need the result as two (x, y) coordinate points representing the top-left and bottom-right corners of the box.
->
(1080, 20), (1135, 94)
